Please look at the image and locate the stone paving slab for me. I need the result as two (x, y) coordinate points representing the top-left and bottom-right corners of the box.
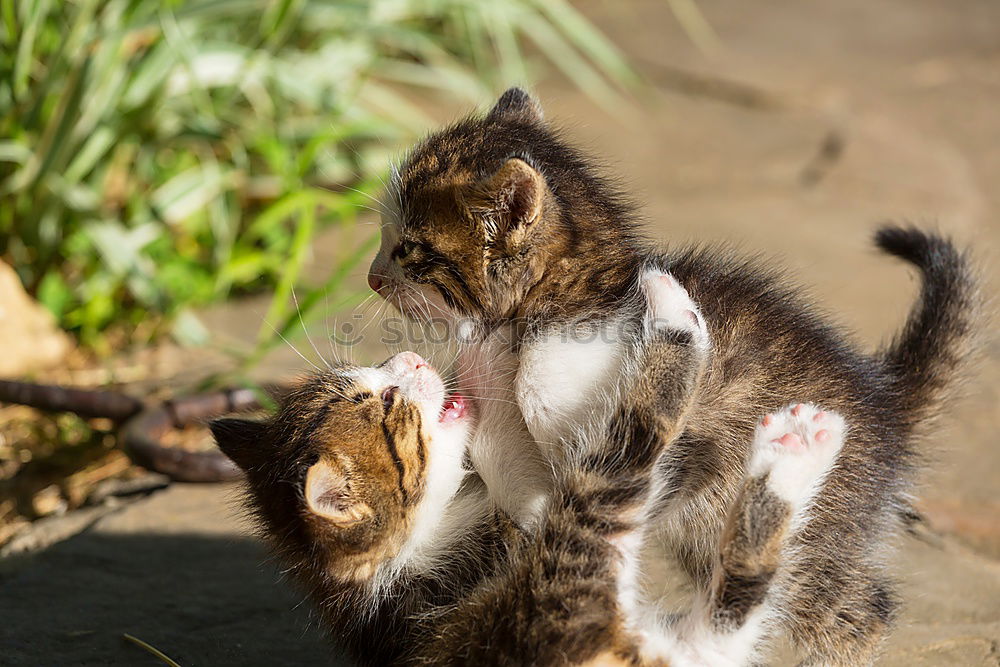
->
(0, 485), (333, 666)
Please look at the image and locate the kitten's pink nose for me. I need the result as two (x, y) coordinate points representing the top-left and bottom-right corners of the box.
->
(388, 351), (428, 372)
(367, 273), (383, 293)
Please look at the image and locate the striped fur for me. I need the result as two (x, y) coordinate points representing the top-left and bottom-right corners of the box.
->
(367, 88), (982, 664)
(214, 271), (856, 666)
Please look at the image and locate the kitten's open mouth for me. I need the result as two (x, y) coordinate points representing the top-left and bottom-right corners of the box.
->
(439, 394), (467, 424)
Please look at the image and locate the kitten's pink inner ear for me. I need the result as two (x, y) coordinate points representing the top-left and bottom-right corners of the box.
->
(489, 158), (543, 228)
(305, 460), (371, 526)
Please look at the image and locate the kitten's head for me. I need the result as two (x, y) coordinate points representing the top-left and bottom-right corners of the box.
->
(368, 87), (640, 331)
(212, 352), (471, 583)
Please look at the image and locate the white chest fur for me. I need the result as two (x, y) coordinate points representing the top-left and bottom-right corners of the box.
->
(515, 318), (629, 457)
(457, 316), (634, 525)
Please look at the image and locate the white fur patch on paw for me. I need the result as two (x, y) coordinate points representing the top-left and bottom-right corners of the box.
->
(640, 269), (709, 350)
(749, 403), (845, 507)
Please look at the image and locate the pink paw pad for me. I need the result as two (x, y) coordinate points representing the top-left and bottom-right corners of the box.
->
(754, 402), (846, 458)
(750, 402), (847, 504)
(774, 432), (803, 448)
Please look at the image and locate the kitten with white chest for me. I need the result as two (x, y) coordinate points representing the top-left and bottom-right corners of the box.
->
(214, 271), (849, 665)
(367, 88), (981, 664)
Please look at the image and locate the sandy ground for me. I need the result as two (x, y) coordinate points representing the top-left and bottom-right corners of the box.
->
(2, 0), (999, 664)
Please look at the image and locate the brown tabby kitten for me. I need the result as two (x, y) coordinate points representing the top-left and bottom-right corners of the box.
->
(366, 88), (981, 664)
(213, 273), (851, 665)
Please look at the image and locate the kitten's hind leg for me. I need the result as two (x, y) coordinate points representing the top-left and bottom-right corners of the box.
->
(744, 402), (845, 515)
(654, 403), (845, 666)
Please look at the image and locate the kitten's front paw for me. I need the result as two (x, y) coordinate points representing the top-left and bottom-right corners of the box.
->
(641, 269), (709, 350)
(749, 403), (845, 507)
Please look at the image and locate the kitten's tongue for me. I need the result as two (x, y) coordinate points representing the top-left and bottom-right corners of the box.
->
(439, 394), (467, 423)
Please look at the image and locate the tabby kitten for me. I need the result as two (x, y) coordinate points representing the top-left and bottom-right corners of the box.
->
(366, 88), (981, 664)
(213, 272), (849, 665)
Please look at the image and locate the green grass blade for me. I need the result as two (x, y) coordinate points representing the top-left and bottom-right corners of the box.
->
(534, 0), (640, 88)
(665, 0), (721, 54)
(274, 231), (378, 343)
(517, 13), (625, 112)
(13, 0), (49, 101)
(256, 194), (316, 345)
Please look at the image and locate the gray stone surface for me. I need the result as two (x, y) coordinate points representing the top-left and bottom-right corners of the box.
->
(2, 0), (998, 664)
(0, 485), (334, 666)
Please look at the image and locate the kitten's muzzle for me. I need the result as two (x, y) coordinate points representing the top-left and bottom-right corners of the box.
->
(383, 351), (429, 375)
(382, 352), (443, 403)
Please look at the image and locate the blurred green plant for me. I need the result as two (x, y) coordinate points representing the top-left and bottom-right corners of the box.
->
(0, 0), (636, 359)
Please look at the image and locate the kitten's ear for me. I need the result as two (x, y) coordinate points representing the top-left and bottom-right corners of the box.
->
(211, 417), (266, 471)
(468, 158), (544, 243)
(304, 459), (373, 526)
(488, 87), (544, 123)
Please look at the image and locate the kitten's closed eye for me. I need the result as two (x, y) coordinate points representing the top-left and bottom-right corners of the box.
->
(348, 391), (374, 404)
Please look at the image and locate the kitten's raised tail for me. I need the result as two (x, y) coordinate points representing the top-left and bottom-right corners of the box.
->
(875, 224), (981, 433)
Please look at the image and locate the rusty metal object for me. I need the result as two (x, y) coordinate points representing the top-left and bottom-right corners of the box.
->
(0, 379), (268, 482)
(120, 388), (261, 483)
(0, 379), (143, 421)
